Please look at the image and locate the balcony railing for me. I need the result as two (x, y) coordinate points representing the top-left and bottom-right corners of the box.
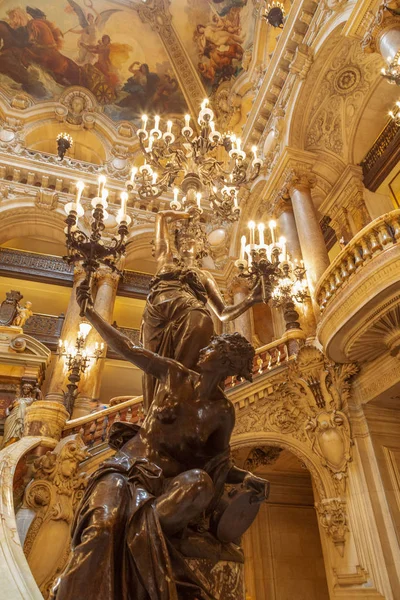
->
(316, 210), (400, 312)
(0, 247), (151, 299)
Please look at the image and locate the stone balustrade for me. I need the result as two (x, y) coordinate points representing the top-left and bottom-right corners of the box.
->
(62, 396), (144, 448)
(316, 210), (400, 313)
(316, 210), (400, 363)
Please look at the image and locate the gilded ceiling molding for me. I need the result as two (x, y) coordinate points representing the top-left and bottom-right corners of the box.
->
(132, 0), (205, 117)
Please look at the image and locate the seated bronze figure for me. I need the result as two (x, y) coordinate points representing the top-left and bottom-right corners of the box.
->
(53, 285), (269, 600)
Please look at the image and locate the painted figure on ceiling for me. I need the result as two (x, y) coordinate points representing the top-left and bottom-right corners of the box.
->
(64, 0), (121, 65)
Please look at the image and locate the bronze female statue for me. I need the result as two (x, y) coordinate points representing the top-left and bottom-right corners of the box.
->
(54, 287), (269, 600)
(141, 209), (263, 409)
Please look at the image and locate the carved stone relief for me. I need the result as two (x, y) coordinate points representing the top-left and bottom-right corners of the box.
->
(316, 497), (348, 556)
(234, 346), (358, 498)
(22, 436), (89, 599)
(304, 38), (382, 159)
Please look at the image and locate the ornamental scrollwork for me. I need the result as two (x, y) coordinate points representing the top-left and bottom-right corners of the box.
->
(21, 436), (89, 599)
(234, 346), (358, 493)
(316, 498), (348, 557)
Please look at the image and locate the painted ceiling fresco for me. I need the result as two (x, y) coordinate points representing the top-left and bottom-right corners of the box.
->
(170, 0), (256, 93)
(0, 0), (261, 131)
(0, 0), (188, 121)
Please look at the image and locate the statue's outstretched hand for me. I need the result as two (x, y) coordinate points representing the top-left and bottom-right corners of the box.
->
(243, 473), (270, 504)
(76, 281), (93, 316)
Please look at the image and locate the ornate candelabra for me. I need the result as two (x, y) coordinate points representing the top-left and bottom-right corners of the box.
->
(235, 220), (309, 329)
(128, 100), (262, 221)
(381, 51), (400, 85)
(270, 261), (309, 330)
(234, 220), (286, 302)
(64, 177), (131, 316)
(389, 100), (400, 125)
(57, 132), (73, 161)
(58, 321), (104, 414)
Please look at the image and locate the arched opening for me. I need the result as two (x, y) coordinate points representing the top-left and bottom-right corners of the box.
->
(233, 444), (330, 600)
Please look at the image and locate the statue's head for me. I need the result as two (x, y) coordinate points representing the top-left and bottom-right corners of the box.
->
(174, 219), (209, 265)
(21, 382), (33, 397)
(198, 332), (255, 382)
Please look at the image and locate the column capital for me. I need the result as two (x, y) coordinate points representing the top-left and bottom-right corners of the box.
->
(227, 275), (253, 296)
(95, 265), (121, 287)
(270, 189), (293, 219)
(362, 2), (400, 53)
(283, 168), (316, 196)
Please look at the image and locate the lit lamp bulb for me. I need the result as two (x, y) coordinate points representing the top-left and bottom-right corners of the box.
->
(257, 222), (265, 246)
(201, 99), (209, 110)
(65, 180), (85, 216)
(248, 220), (256, 245)
(98, 175), (106, 198)
(78, 321), (92, 340)
(269, 219), (276, 243)
(130, 166), (138, 184)
(142, 114), (148, 130)
(117, 191), (131, 226)
(196, 191), (202, 209)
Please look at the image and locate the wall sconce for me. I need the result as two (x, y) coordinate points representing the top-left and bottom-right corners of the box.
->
(56, 132), (73, 161)
(263, 2), (286, 28)
(58, 321), (104, 414)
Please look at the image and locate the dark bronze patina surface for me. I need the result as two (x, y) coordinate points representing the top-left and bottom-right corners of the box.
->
(54, 277), (270, 600)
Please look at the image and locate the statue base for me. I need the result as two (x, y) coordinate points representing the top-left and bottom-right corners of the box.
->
(186, 559), (244, 599)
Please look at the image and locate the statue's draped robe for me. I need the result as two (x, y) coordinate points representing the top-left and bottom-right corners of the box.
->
(54, 424), (231, 600)
(141, 267), (214, 410)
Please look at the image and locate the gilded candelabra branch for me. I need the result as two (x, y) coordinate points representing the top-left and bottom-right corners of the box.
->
(128, 100), (262, 222)
(64, 177), (131, 317)
(234, 219), (309, 330)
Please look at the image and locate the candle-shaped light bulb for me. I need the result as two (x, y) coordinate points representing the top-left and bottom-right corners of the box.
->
(240, 235), (246, 261)
(201, 98), (209, 110)
(279, 236), (286, 260)
(102, 188), (108, 202)
(75, 180), (85, 206)
(167, 120), (172, 133)
(196, 192), (202, 208)
(142, 114), (148, 130)
(120, 191), (128, 215)
(173, 188), (179, 202)
(130, 166), (138, 183)
(154, 115), (160, 130)
(152, 172), (158, 185)
(236, 138), (241, 151)
(251, 145), (258, 159)
(269, 219), (276, 243)
(248, 220), (255, 245)
(184, 114), (190, 127)
(258, 223), (265, 246)
(98, 174), (106, 197)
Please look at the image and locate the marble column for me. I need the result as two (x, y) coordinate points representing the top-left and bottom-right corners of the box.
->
(285, 172), (330, 317)
(72, 267), (120, 419)
(276, 199), (302, 262)
(45, 265), (86, 404)
(228, 277), (254, 343)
